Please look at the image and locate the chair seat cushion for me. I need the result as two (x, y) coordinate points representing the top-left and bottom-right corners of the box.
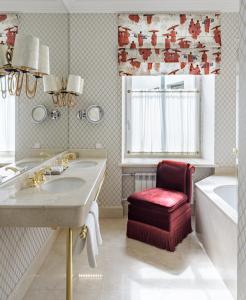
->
(127, 188), (188, 213)
(128, 202), (190, 231)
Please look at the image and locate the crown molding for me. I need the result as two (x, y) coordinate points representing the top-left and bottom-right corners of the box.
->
(0, 0), (240, 14)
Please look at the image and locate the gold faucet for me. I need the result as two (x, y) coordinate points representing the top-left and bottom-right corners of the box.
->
(56, 158), (69, 169)
(63, 152), (77, 161)
(5, 166), (20, 173)
(25, 169), (46, 187)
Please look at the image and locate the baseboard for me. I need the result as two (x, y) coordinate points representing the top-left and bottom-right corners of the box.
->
(122, 200), (128, 217)
(100, 206), (123, 218)
(8, 229), (59, 300)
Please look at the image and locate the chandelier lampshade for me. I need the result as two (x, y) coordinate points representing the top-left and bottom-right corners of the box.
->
(44, 74), (84, 107)
(79, 78), (84, 95)
(43, 74), (59, 94)
(66, 75), (84, 95)
(0, 14), (51, 99)
(12, 34), (39, 71)
(32, 45), (50, 77)
(0, 44), (8, 67)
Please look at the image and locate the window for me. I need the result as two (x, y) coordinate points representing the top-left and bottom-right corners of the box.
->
(124, 75), (200, 157)
(0, 92), (15, 153)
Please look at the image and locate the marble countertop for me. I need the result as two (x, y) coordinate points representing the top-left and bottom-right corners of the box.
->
(0, 149), (107, 228)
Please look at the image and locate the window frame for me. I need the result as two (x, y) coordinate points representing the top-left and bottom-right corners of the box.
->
(123, 76), (201, 159)
(0, 92), (15, 154)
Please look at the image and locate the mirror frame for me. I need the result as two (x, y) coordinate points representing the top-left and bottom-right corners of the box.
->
(86, 105), (104, 124)
(31, 105), (48, 123)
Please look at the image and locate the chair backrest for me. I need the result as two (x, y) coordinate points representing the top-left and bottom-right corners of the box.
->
(156, 160), (195, 202)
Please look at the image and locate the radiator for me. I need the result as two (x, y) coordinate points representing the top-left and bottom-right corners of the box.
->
(134, 173), (156, 192)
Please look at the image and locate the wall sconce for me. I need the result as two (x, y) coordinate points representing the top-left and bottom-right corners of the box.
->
(77, 105), (104, 124)
(43, 74), (84, 107)
(0, 34), (50, 99)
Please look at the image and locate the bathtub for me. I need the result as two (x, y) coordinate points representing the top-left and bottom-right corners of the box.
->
(195, 175), (237, 299)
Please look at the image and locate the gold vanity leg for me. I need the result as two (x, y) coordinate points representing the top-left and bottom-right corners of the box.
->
(66, 228), (73, 300)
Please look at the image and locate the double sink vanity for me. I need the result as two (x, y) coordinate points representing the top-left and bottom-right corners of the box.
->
(0, 149), (107, 300)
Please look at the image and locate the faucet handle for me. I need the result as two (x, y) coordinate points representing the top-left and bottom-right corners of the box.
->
(34, 169), (46, 185)
(41, 166), (52, 175)
(63, 152), (77, 161)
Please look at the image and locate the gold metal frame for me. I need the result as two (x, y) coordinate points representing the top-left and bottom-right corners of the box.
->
(66, 228), (73, 300)
(65, 175), (105, 300)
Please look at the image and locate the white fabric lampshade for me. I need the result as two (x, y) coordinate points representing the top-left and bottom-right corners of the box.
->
(66, 75), (84, 95)
(12, 34), (39, 71)
(79, 78), (84, 94)
(43, 74), (59, 93)
(33, 45), (50, 76)
(0, 44), (8, 67)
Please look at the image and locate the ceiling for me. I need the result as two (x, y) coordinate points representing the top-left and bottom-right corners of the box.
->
(0, 0), (240, 13)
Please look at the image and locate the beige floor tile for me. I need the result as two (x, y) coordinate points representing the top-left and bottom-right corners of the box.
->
(24, 219), (233, 300)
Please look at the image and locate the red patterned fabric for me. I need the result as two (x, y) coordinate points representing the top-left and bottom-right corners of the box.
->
(0, 14), (19, 47)
(128, 188), (187, 212)
(118, 13), (222, 76)
(128, 202), (190, 231)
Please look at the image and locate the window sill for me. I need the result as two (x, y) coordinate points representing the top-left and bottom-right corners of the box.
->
(120, 157), (215, 168)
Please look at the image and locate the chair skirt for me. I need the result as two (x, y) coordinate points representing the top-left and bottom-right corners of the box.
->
(127, 205), (192, 252)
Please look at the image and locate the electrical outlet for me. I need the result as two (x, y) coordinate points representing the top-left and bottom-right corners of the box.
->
(95, 143), (103, 149)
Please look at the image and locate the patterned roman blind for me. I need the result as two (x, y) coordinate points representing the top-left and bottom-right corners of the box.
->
(118, 13), (221, 76)
(0, 14), (19, 47)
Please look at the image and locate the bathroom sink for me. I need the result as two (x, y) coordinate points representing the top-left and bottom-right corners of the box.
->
(16, 160), (42, 170)
(41, 177), (85, 193)
(70, 160), (98, 168)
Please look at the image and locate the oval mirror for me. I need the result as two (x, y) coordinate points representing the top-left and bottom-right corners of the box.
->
(86, 105), (104, 124)
(31, 105), (48, 123)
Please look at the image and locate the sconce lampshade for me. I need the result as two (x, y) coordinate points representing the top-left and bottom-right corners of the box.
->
(12, 34), (39, 71)
(79, 78), (84, 95)
(32, 45), (50, 76)
(0, 44), (8, 67)
(43, 74), (59, 94)
(66, 75), (84, 95)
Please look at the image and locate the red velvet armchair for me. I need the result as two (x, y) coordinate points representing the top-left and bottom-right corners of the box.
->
(127, 160), (195, 252)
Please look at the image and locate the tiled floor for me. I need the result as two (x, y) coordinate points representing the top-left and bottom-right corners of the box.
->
(24, 219), (233, 300)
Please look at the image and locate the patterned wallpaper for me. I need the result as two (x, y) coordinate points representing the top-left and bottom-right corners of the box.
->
(69, 14), (122, 208)
(215, 13), (238, 167)
(238, 1), (246, 299)
(15, 14), (69, 159)
(0, 14), (69, 300)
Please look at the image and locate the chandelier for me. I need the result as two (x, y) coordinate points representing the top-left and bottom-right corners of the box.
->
(43, 74), (84, 107)
(0, 33), (50, 99)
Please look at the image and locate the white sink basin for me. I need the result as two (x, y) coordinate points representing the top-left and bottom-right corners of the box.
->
(16, 160), (41, 170)
(70, 161), (98, 168)
(41, 177), (85, 193)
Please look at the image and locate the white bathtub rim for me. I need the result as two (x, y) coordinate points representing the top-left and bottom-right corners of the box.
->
(195, 175), (238, 224)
